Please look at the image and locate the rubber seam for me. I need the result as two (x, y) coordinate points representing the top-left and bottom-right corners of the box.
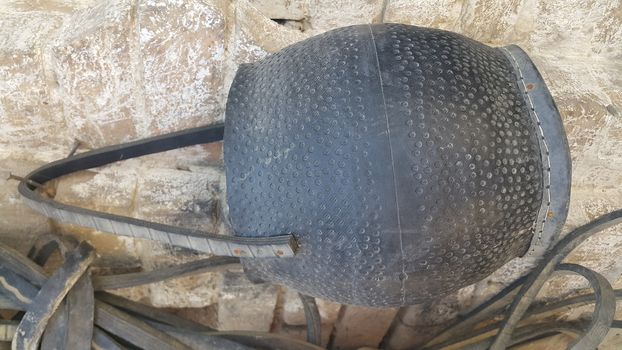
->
(501, 47), (552, 247)
(368, 24), (407, 305)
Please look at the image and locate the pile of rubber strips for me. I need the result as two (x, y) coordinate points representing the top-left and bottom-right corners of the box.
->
(0, 235), (321, 350)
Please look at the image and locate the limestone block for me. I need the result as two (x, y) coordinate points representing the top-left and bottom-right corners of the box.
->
(528, 0), (621, 58)
(219, 0), (310, 107)
(51, 160), (143, 263)
(0, 11), (68, 154)
(217, 271), (279, 331)
(51, 0), (140, 147)
(306, 0), (384, 32)
(246, 0), (308, 21)
(138, 0), (228, 134)
(534, 56), (622, 165)
(282, 287), (341, 326)
(0, 157), (52, 252)
(455, 0), (530, 45)
(331, 305), (398, 349)
(54, 161), (139, 214)
(133, 165), (223, 233)
(0, 10), (69, 252)
(0, 1), (98, 13)
(141, 249), (225, 308)
(236, 0), (385, 32)
(228, 0), (308, 66)
(384, 0), (463, 32)
(0, 11), (63, 51)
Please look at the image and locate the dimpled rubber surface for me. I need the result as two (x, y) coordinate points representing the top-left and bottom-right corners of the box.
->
(224, 24), (544, 306)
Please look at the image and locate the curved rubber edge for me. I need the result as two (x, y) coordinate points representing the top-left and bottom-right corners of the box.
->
(499, 45), (572, 259)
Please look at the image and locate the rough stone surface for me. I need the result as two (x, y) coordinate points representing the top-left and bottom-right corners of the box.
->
(217, 271), (279, 332)
(54, 162), (138, 215)
(331, 306), (398, 349)
(305, 0), (384, 31)
(133, 165), (223, 232)
(0, 11), (66, 151)
(0, 158), (53, 252)
(247, 0), (308, 22)
(0, 9), (67, 251)
(1, 0), (98, 13)
(138, 0), (228, 134)
(228, 0), (308, 66)
(0, 9), (71, 251)
(138, 250), (225, 308)
(52, 163), (142, 265)
(385, 0), (622, 58)
(51, 0), (141, 147)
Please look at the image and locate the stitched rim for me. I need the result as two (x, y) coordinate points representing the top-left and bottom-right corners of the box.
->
(499, 45), (572, 261)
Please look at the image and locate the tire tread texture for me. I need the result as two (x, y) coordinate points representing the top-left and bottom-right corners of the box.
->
(224, 24), (543, 306)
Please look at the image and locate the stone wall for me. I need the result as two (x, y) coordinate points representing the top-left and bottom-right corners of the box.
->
(1, 0), (621, 349)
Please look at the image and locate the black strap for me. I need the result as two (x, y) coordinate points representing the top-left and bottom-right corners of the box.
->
(17, 123), (297, 258)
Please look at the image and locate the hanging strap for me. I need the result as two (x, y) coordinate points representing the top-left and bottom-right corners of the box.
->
(18, 123), (297, 258)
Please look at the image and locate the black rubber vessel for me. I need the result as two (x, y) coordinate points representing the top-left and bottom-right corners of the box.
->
(224, 24), (570, 306)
